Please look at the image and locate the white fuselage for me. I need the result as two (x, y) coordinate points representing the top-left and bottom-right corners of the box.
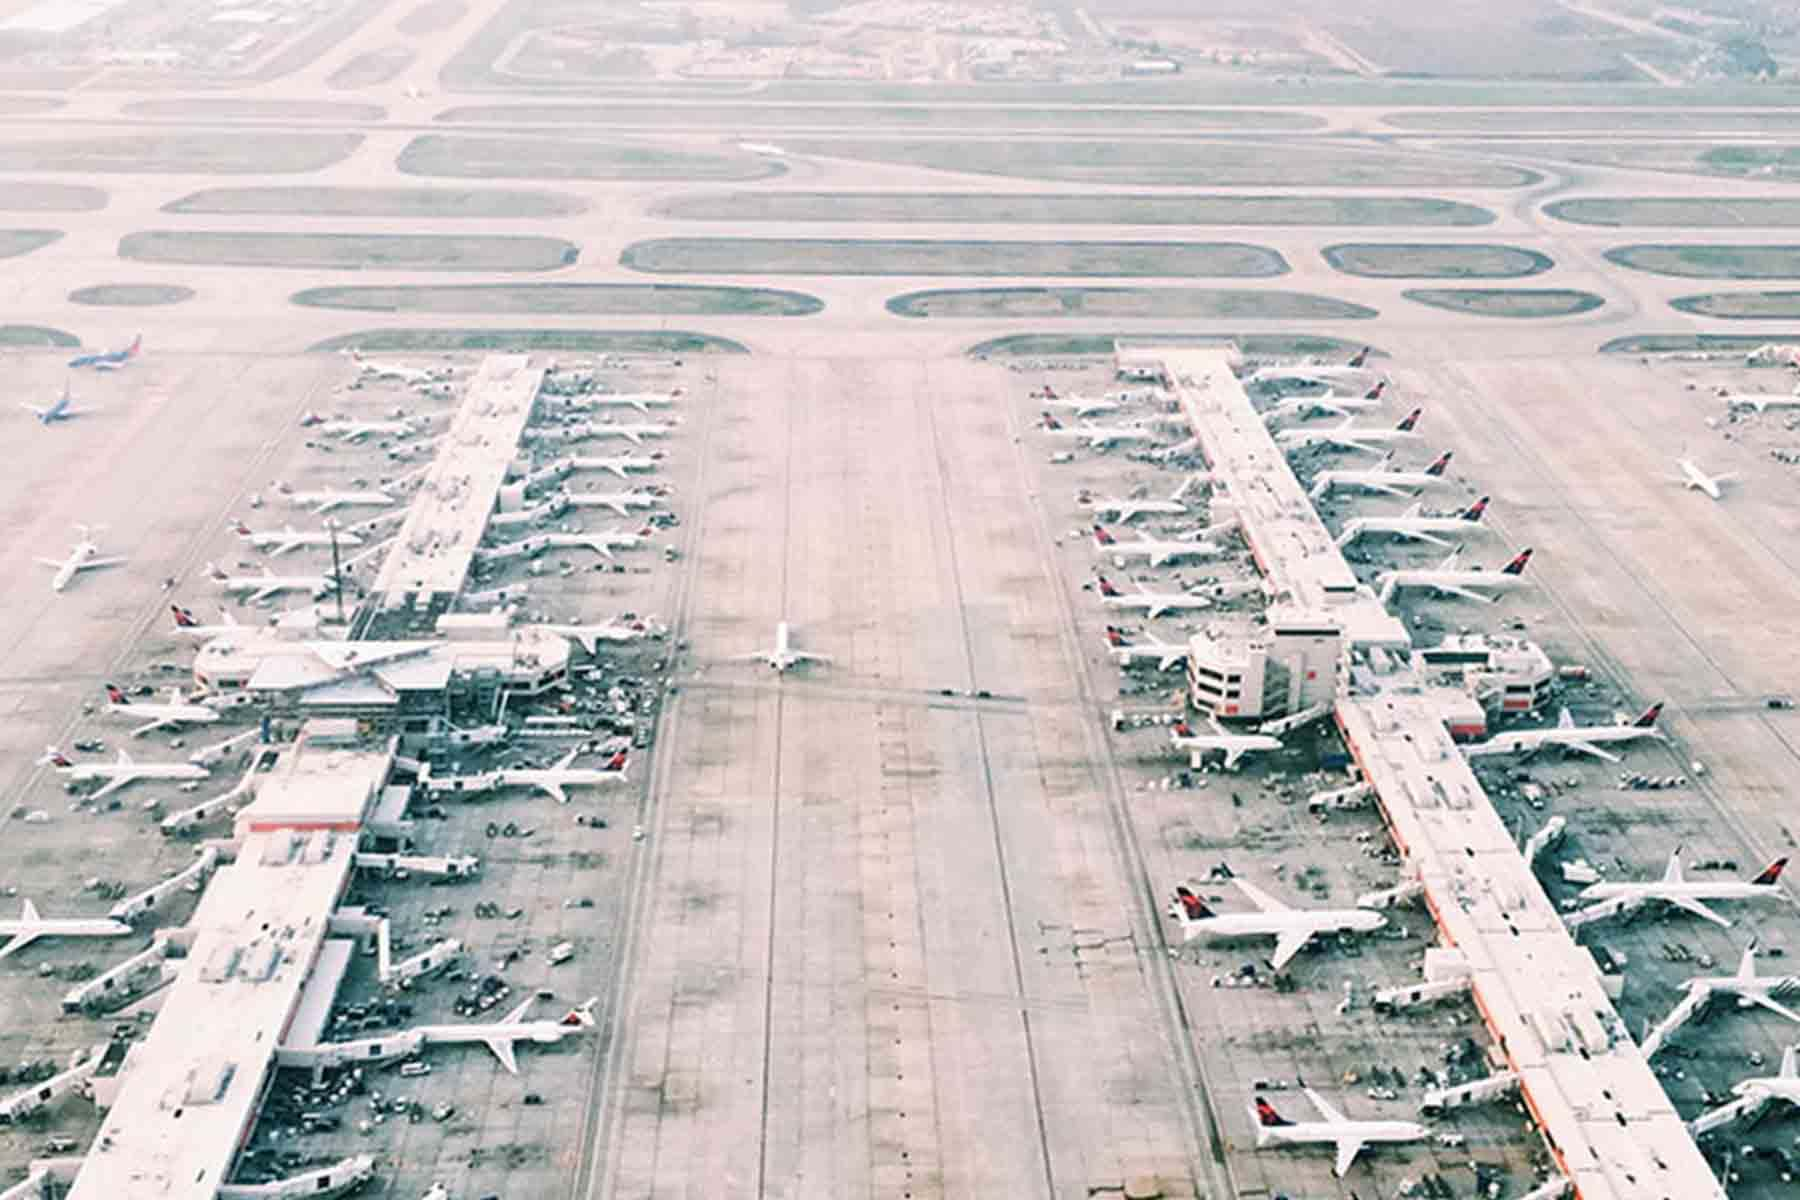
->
(1182, 907), (1384, 947)
(1279, 427), (1417, 453)
(244, 527), (363, 556)
(1102, 591), (1211, 619)
(1467, 724), (1661, 759)
(1581, 879), (1782, 906)
(1089, 498), (1186, 522)
(1309, 468), (1443, 498)
(1678, 458), (1726, 499)
(1377, 568), (1529, 601)
(563, 490), (660, 516)
(217, 573), (328, 600)
(1100, 537), (1223, 567)
(1257, 1116), (1428, 1160)
(1171, 730), (1282, 768)
(288, 490), (395, 513)
(1336, 514), (1482, 545)
(570, 454), (659, 478)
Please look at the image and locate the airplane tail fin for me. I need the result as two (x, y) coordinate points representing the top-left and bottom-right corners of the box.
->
(1462, 496), (1489, 522)
(1349, 346), (1369, 368)
(20, 898), (38, 924)
(1501, 548), (1533, 576)
(1396, 406), (1422, 432)
(40, 746), (71, 768)
(1092, 525), (1116, 547)
(1425, 450), (1453, 477)
(1634, 702), (1664, 729)
(126, 334), (141, 357)
(605, 750), (628, 772)
(105, 684), (128, 706)
(1783, 1043), (1800, 1080)
(1364, 378), (1386, 401)
(172, 604), (197, 628)
(1040, 411), (1064, 430)
(1095, 575), (1121, 598)
(1253, 1097), (1294, 1129)
(1173, 885), (1214, 921)
(1753, 858), (1789, 887)
(1104, 625), (1127, 647)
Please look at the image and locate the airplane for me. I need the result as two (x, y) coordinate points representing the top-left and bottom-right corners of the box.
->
(580, 389), (680, 414)
(1104, 625), (1189, 671)
(1095, 574), (1212, 620)
(1084, 475), (1202, 522)
(1168, 876), (1385, 972)
(497, 750), (629, 805)
(1038, 385), (1126, 418)
(21, 380), (95, 424)
(1464, 702), (1664, 763)
(578, 421), (674, 446)
(210, 564), (335, 604)
(1276, 408), (1422, 455)
(1685, 941), (1800, 1025)
(0, 898), (131, 961)
(1375, 547), (1533, 606)
(169, 604), (247, 641)
(36, 526), (127, 592)
(1673, 456), (1734, 501)
(68, 333), (141, 371)
(1262, 379), (1388, 424)
(1170, 718), (1283, 770)
(40, 746), (210, 801)
(1577, 850), (1789, 929)
(1334, 496), (1489, 550)
(312, 418), (419, 443)
(346, 350), (448, 386)
(1039, 412), (1157, 450)
(415, 995), (598, 1075)
(1245, 346), (1374, 388)
(1308, 450), (1453, 500)
(1252, 1088), (1428, 1178)
(563, 489), (662, 517)
(1723, 391), (1800, 414)
(535, 619), (653, 656)
(1092, 525), (1225, 568)
(101, 684), (221, 737)
(742, 621), (831, 673)
(1732, 1043), (1800, 1107)
(569, 453), (661, 479)
(235, 521), (361, 557)
(284, 488), (395, 515)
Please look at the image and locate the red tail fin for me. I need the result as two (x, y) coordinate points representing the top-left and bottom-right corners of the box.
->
(1634, 702), (1663, 728)
(1754, 858), (1788, 886)
(1396, 407), (1422, 432)
(1104, 626), (1126, 647)
(126, 334), (141, 357)
(1173, 721), (1194, 738)
(105, 684), (128, 705)
(172, 604), (197, 627)
(1364, 379), (1385, 401)
(233, 521), (253, 536)
(1041, 412), (1064, 430)
(559, 1008), (586, 1027)
(1096, 575), (1120, 597)
(1174, 885), (1213, 921)
(1502, 548), (1532, 576)
(1348, 346), (1369, 369)
(1461, 496), (1489, 522)
(1254, 1097), (1293, 1127)
(1092, 525), (1116, 546)
(606, 751), (627, 771)
(1425, 451), (1452, 477)
(48, 749), (72, 768)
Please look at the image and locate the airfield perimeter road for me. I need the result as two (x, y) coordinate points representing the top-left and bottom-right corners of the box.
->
(580, 354), (1222, 1199)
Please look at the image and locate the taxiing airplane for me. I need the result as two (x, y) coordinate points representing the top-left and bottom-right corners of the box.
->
(1465, 702), (1664, 763)
(1262, 379), (1387, 424)
(210, 564), (335, 604)
(563, 489), (662, 517)
(415, 995), (598, 1075)
(1104, 626), (1189, 671)
(235, 521), (361, 557)
(346, 350), (449, 386)
(1252, 1089), (1428, 1177)
(1577, 850), (1789, 929)
(102, 684), (221, 737)
(40, 746), (210, 801)
(1039, 412), (1157, 450)
(497, 750), (629, 805)
(1084, 475), (1202, 523)
(1095, 574), (1212, 620)
(1245, 346), (1374, 388)
(37, 526), (127, 592)
(569, 453), (661, 479)
(0, 898), (131, 961)
(1308, 450), (1453, 500)
(1276, 408), (1422, 455)
(68, 333), (140, 371)
(1092, 525), (1225, 568)
(1375, 547), (1533, 606)
(743, 621), (831, 673)
(21, 380), (94, 425)
(1168, 876), (1385, 971)
(169, 604), (245, 641)
(1673, 457), (1734, 501)
(1334, 496), (1488, 550)
(1170, 718), (1283, 770)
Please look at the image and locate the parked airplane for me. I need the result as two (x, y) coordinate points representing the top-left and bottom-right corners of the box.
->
(1335, 496), (1489, 549)
(416, 995), (598, 1074)
(37, 526), (127, 592)
(1723, 389), (1800, 414)
(1732, 1043), (1800, 1107)
(1092, 525), (1225, 568)
(1673, 456), (1734, 501)
(497, 750), (629, 805)
(1308, 450), (1453, 500)
(1252, 1089), (1428, 1177)
(21, 380), (94, 424)
(210, 564), (334, 604)
(1276, 408), (1422, 455)
(534, 620), (653, 656)
(1245, 346), (1374, 387)
(346, 350), (448, 385)
(1375, 547), (1533, 606)
(743, 621), (831, 673)
(1084, 475), (1202, 522)
(1170, 718), (1283, 770)
(68, 333), (140, 371)
(580, 421), (674, 446)
(1095, 574), (1212, 619)
(581, 390), (680, 414)
(1039, 412), (1157, 450)
(1168, 876), (1385, 971)
(1038, 386), (1126, 418)
(1577, 851), (1789, 928)
(313, 418), (419, 443)
(569, 453), (661, 479)
(563, 489), (662, 517)
(1686, 941), (1800, 1025)
(40, 746), (210, 801)
(1263, 379), (1388, 423)
(285, 488), (395, 514)
(235, 521), (361, 557)
(1104, 626), (1189, 671)
(102, 684), (222, 737)
(0, 898), (131, 960)
(1465, 702), (1664, 763)
(169, 604), (245, 640)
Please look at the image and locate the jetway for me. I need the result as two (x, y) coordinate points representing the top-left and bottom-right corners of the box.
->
(1691, 1092), (1766, 1135)
(109, 847), (219, 922)
(1357, 877), (1424, 910)
(62, 937), (177, 1014)
(216, 1155), (375, 1199)
(354, 852), (480, 881)
(1519, 1177), (1572, 1200)
(1420, 1070), (1519, 1117)
(0, 1045), (107, 1123)
(1523, 816), (1566, 867)
(1307, 780), (1372, 813)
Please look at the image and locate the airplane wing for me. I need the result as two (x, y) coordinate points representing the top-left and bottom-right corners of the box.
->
(1328, 436), (1378, 454)
(20, 403), (47, 417)
(797, 652), (833, 664)
(1233, 878), (1290, 914)
(1558, 739), (1621, 764)
(1744, 991), (1800, 1024)
(250, 583), (280, 604)
(132, 716), (176, 738)
(482, 1034), (521, 1075)
(312, 499), (341, 514)
(1395, 529), (1453, 550)
(34, 557), (67, 569)
(1333, 1138), (1366, 1178)
(0, 932), (36, 960)
(1364, 480), (1414, 499)
(1144, 602), (1171, 620)
(89, 775), (129, 801)
(1667, 895), (1732, 929)
(619, 429), (643, 445)
(1431, 583), (1503, 605)
(75, 556), (127, 573)
(1268, 929), (1311, 971)
(601, 463), (627, 479)
(1306, 1087), (1348, 1125)
(538, 781), (569, 806)
(503, 996), (534, 1024)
